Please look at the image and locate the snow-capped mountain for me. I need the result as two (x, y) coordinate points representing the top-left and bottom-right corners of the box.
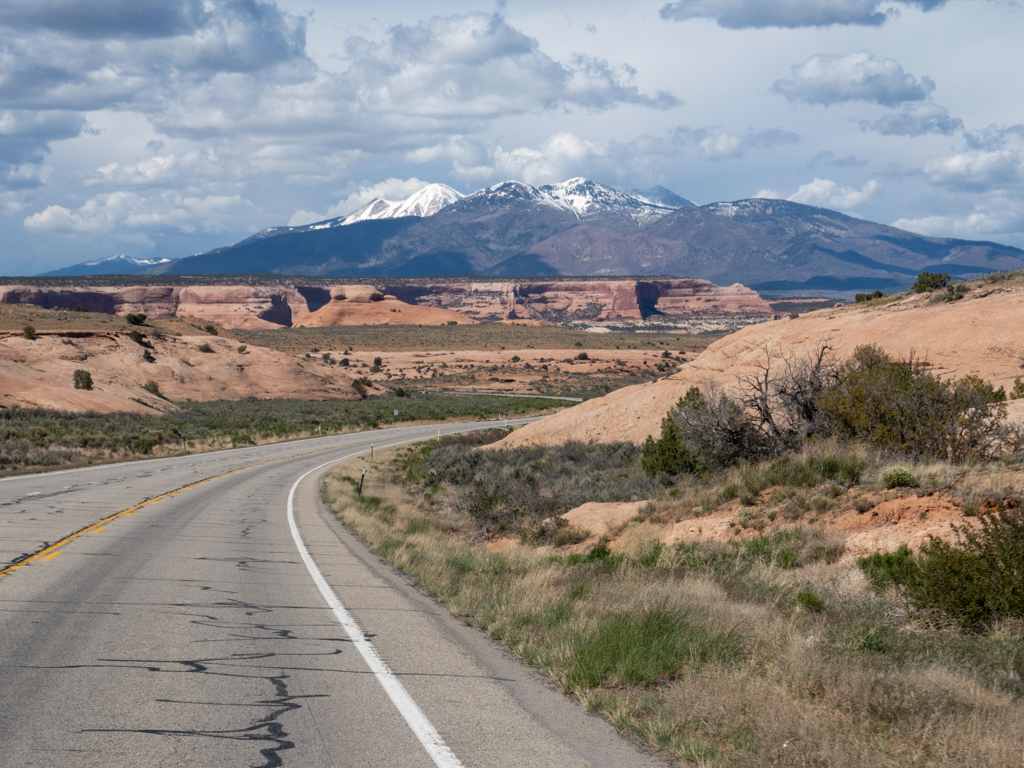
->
(344, 183), (465, 225)
(628, 185), (696, 209)
(41, 254), (177, 276)
(457, 178), (675, 226)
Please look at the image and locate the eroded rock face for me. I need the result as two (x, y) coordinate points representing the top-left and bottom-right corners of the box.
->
(296, 286), (472, 327)
(0, 285), (311, 329)
(495, 283), (1024, 449)
(381, 278), (771, 326)
(0, 278), (770, 330)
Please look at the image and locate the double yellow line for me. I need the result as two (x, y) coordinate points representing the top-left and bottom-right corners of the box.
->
(0, 441), (360, 582)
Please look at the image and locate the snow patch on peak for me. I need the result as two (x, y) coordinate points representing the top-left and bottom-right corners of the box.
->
(344, 183), (464, 225)
(540, 178), (674, 224)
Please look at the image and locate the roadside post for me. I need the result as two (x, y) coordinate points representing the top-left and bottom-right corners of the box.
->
(358, 468), (366, 496)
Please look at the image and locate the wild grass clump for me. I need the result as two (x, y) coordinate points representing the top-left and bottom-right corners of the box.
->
(416, 440), (658, 533)
(326, 446), (1024, 768)
(564, 607), (742, 690)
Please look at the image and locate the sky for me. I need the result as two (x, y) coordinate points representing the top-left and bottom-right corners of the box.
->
(1, 0), (1023, 274)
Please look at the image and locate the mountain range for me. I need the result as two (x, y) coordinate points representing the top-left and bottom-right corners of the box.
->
(43, 179), (1024, 293)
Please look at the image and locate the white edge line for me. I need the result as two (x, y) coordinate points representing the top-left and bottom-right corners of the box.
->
(286, 437), (466, 768)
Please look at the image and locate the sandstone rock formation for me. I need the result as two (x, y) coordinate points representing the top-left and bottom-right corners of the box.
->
(382, 278), (772, 327)
(1, 278), (771, 331)
(496, 281), (1024, 448)
(294, 285), (474, 327)
(0, 284), (313, 330)
(0, 330), (366, 414)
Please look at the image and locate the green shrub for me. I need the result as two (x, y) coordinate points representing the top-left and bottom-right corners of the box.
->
(22, 325), (36, 340)
(945, 282), (969, 301)
(857, 544), (917, 592)
(882, 466), (919, 488)
(907, 503), (1024, 629)
(854, 290), (885, 302)
(1010, 378), (1024, 400)
(351, 379), (368, 399)
(197, 342), (214, 353)
(73, 305), (87, 312)
(575, 352), (589, 360)
(736, 507), (758, 527)
(237, 345), (247, 354)
(912, 271), (950, 293)
(796, 590), (825, 612)
(125, 313), (146, 325)
(142, 380), (162, 397)
(142, 349), (155, 362)
(818, 345), (1015, 462)
(203, 323), (218, 335)
(73, 369), (93, 390)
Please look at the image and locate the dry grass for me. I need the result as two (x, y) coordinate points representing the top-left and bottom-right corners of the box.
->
(326, 444), (1024, 767)
(237, 323), (722, 354)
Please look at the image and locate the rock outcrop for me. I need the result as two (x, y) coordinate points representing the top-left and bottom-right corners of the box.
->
(0, 284), (311, 330)
(295, 285), (473, 327)
(495, 281), (1024, 448)
(0, 330), (366, 414)
(382, 278), (772, 326)
(0, 277), (770, 330)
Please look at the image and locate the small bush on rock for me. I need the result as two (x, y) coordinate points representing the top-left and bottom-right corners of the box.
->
(881, 466), (919, 488)
(73, 369), (93, 390)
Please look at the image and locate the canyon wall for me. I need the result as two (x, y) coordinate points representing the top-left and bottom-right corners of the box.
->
(0, 278), (771, 330)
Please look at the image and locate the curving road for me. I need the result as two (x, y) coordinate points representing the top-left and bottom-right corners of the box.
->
(0, 422), (668, 767)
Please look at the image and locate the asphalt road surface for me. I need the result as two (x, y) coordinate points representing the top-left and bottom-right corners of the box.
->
(0, 422), (670, 767)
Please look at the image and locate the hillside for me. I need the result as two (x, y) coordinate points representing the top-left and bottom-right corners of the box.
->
(0, 307), (368, 414)
(496, 273), (1024, 449)
(149, 181), (1023, 291)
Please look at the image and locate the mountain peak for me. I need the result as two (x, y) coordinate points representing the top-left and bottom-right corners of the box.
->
(628, 186), (696, 209)
(344, 183), (464, 225)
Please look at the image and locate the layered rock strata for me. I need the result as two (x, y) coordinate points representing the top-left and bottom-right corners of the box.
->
(0, 278), (770, 330)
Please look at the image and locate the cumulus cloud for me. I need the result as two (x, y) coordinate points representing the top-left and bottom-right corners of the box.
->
(861, 102), (963, 136)
(0, 109), (86, 186)
(411, 125), (800, 186)
(324, 178), (433, 218)
(771, 177), (879, 208)
(23, 190), (254, 234)
(659, 0), (951, 29)
(0, 0), (206, 39)
(672, 126), (801, 160)
(337, 14), (677, 125)
(425, 132), (609, 185)
(964, 124), (1024, 151)
(772, 52), (934, 106)
(923, 149), (1024, 192)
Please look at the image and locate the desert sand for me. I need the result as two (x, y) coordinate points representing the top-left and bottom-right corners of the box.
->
(0, 330), (368, 413)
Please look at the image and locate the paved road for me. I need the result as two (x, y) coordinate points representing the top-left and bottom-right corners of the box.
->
(0, 423), (669, 767)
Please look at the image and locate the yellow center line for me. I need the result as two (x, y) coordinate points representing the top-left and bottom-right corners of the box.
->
(0, 438), (375, 582)
(91, 527), (106, 533)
